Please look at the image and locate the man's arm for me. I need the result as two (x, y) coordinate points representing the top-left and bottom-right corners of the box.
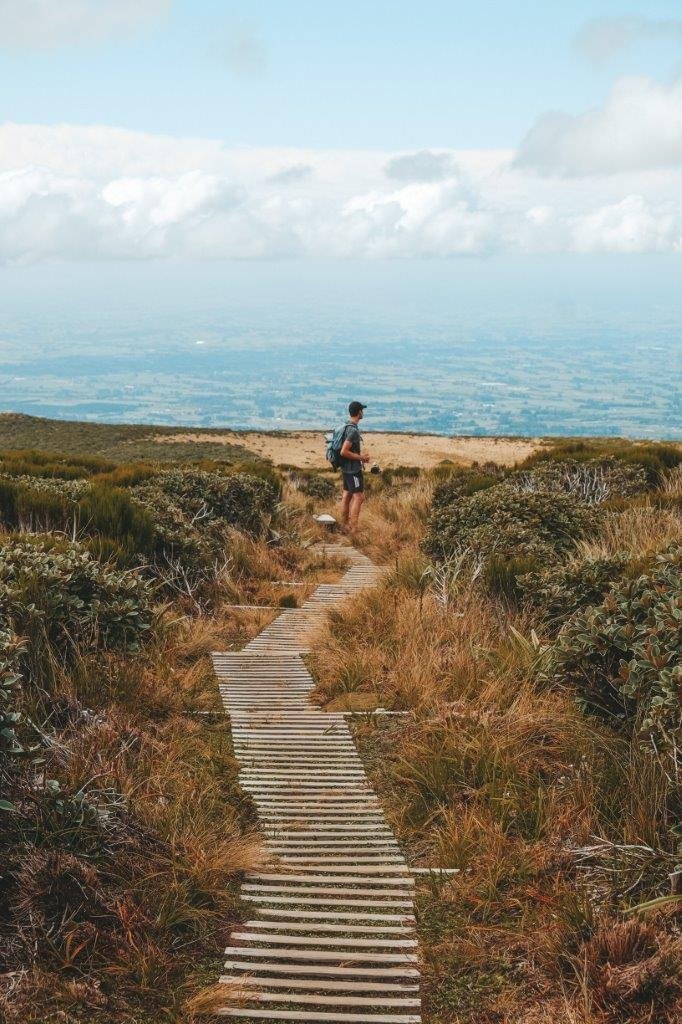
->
(340, 438), (369, 463)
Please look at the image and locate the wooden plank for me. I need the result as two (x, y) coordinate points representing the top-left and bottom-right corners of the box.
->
(274, 854), (404, 863)
(216, 1006), (420, 1021)
(241, 885), (416, 898)
(231, 932), (418, 949)
(247, 874), (414, 886)
(222, 961), (419, 978)
(244, 921), (414, 935)
(224, 946), (418, 964)
(241, 895), (414, 909)
(244, 909), (415, 923)
(221, 990), (421, 1008)
(259, 830), (397, 838)
(220, 975), (418, 992)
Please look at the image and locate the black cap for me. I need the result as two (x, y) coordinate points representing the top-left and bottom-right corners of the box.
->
(348, 401), (367, 416)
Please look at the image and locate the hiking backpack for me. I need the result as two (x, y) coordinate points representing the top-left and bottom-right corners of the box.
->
(325, 423), (350, 470)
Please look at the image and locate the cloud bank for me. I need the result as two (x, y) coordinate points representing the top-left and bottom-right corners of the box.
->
(0, 0), (170, 50)
(2, 123), (682, 263)
(516, 76), (682, 176)
(575, 16), (682, 64)
(384, 150), (459, 183)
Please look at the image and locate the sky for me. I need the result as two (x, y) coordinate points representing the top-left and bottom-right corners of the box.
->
(1, 2), (682, 295)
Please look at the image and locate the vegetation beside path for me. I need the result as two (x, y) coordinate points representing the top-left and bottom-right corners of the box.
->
(0, 444), (341, 1023)
(1, 429), (680, 1023)
(310, 438), (681, 1024)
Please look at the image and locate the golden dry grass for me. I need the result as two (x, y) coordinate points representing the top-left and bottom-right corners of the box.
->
(576, 504), (682, 560)
(307, 476), (681, 1024)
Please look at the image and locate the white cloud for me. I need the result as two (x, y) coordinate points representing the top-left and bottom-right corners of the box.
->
(571, 195), (682, 253)
(339, 182), (496, 257)
(267, 164), (314, 185)
(2, 122), (682, 262)
(384, 150), (459, 183)
(575, 16), (682, 64)
(516, 76), (682, 176)
(0, 0), (170, 50)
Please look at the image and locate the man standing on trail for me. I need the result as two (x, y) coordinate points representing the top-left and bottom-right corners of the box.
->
(339, 400), (370, 534)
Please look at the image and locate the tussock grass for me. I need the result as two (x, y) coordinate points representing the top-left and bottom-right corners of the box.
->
(0, 509), (348, 1022)
(576, 503), (682, 560)
(309, 462), (681, 1024)
(0, 606), (265, 1023)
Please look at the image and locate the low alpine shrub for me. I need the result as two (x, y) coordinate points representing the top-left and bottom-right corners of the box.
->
(0, 538), (153, 672)
(543, 546), (681, 759)
(290, 471), (336, 499)
(519, 553), (630, 626)
(515, 458), (648, 504)
(521, 440), (681, 488)
(424, 480), (594, 566)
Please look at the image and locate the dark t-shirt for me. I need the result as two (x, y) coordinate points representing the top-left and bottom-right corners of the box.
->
(339, 422), (362, 474)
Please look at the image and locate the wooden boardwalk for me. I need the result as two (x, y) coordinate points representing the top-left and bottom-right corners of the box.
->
(211, 544), (421, 1023)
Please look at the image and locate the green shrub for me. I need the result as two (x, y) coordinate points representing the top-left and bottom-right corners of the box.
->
(543, 546), (681, 758)
(484, 552), (549, 600)
(0, 478), (74, 533)
(0, 479), (18, 526)
(0, 468), (279, 596)
(290, 471), (336, 499)
(0, 624), (25, 808)
(521, 440), (681, 488)
(429, 467), (503, 513)
(515, 458), (648, 504)
(425, 480), (594, 565)
(151, 469), (279, 534)
(0, 538), (153, 669)
(0, 476), (87, 533)
(519, 554), (630, 626)
(224, 459), (282, 490)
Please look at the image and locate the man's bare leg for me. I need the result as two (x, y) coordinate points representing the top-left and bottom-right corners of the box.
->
(348, 492), (365, 534)
(340, 490), (352, 529)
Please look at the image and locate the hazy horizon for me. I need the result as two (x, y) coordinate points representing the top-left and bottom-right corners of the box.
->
(1, 256), (680, 440)
(1, 3), (681, 440)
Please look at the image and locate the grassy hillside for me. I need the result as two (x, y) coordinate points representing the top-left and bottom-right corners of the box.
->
(0, 444), (343, 1023)
(0, 413), (257, 463)
(310, 437), (681, 1024)
(0, 430), (680, 1023)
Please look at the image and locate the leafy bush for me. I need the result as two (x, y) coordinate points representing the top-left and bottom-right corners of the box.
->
(0, 475), (88, 534)
(290, 471), (336, 499)
(522, 440), (681, 488)
(0, 469), (279, 594)
(78, 486), (157, 562)
(0, 624), (25, 810)
(0, 477), (75, 534)
(429, 467), (503, 512)
(519, 553), (630, 625)
(425, 480), (594, 566)
(543, 546), (681, 758)
(148, 469), (279, 534)
(0, 538), (153, 666)
(515, 458), (648, 504)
